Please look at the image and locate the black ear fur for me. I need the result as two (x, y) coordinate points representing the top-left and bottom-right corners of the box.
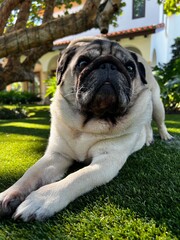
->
(130, 52), (147, 84)
(56, 46), (77, 85)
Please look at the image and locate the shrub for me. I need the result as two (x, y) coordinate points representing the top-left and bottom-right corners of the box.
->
(153, 37), (180, 111)
(0, 90), (41, 104)
(44, 76), (57, 100)
(0, 107), (29, 119)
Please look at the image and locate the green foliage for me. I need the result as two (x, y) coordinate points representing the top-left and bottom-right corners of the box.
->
(110, 1), (126, 27)
(44, 75), (57, 99)
(158, 0), (180, 15)
(0, 90), (41, 104)
(56, 0), (82, 15)
(0, 106), (29, 119)
(5, 9), (19, 29)
(153, 37), (180, 111)
(27, 0), (44, 27)
(5, 0), (83, 30)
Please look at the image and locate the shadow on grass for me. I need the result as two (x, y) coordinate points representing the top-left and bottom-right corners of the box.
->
(0, 125), (50, 139)
(0, 108), (50, 139)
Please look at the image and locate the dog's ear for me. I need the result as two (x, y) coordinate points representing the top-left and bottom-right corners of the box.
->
(130, 52), (147, 84)
(56, 46), (77, 85)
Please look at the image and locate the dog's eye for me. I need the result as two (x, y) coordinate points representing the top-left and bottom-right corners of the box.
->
(125, 61), (136, 79)
(78, 60), (88, 68)
(77, 57), (90, 71)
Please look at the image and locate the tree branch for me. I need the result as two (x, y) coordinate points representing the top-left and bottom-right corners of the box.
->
(23, 0), (56, 69)
(0, 0), (122, 58)
(43, 0), (55, 23)
(96, 0), (120, 34)
(14, 0), (31, 30)
(0, 0), (25, 35)
(22, 44), (52, 69)
(5, 0), (31, 68)
(0, 64), (34, 90)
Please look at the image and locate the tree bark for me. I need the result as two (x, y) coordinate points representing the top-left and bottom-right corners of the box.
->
(14, 0), (31, 30)
(43, 0), (56, 23)
(0, 65), (34, 90)
(21, 0), (56, 75)
(5, 0), (31, 69)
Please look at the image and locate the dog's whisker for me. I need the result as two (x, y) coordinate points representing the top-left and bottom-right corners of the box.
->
(63, 92), (76, 98)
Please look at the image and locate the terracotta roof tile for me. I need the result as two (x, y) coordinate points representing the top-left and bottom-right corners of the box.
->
(54, 23), (165, 47)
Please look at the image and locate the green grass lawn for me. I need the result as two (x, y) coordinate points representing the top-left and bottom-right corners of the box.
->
(0, 106), (179, 240)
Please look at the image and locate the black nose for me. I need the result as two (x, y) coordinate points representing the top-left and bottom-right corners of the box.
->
(99, 63), (117, 71)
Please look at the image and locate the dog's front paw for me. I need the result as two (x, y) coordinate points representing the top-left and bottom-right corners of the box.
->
(145, 125), (154, 146)
(13, 195), (51, 222)
(160, 131), (173, 141)
(0, 189), (25, 218)
(146, 138), (154, 146)
(13, 184), (65, 221)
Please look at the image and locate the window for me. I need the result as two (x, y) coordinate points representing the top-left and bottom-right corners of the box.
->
(132, 0), (145, 19)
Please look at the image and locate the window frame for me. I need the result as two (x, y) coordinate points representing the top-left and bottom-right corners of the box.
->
(132, 0), (146, 19)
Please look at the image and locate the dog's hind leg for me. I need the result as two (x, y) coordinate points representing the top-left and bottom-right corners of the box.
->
(151, 80), (173, 140)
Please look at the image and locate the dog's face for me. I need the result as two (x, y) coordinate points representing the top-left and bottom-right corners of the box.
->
(57, 38), (146, 123)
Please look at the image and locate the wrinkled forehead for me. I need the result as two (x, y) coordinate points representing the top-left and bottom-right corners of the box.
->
(74, 39), (131, 62)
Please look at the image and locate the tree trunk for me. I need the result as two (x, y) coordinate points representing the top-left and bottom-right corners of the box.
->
(0, 65), (34, 91)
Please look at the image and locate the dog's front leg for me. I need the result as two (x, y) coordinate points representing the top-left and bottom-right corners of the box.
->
(0, 152), (72, 218)
(12, 150), (128, 221)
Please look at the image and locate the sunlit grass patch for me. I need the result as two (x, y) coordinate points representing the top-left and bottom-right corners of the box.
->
(1, 122), (50, 130)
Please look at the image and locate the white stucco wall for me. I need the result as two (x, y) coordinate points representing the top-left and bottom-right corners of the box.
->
(150, 27), (168, 65)
(150, 13), (180, 65)
(39, 51), (59, 72)
(167, 14), (180, 60)
(120, 35), (151, 61)
(111, 0), (159, 31)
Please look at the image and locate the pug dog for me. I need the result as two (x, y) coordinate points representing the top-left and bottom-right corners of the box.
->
(0, 37), (172, 221)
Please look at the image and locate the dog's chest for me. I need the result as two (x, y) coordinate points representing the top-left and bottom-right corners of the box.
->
(64, 130), (102, 161)
(51, 113), (121, 162)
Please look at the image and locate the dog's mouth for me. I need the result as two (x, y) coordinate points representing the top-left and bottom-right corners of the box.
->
(88, 80), (118, 116)
(75, 55), (132, 121)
